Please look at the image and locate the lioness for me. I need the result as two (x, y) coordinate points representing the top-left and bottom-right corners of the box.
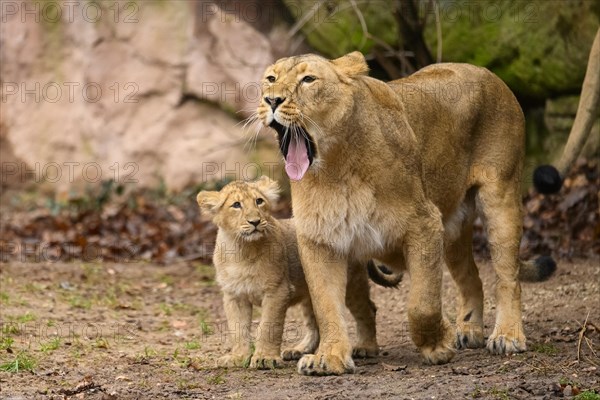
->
(196, 176), (399, 369)
(257, 52), (556, 375)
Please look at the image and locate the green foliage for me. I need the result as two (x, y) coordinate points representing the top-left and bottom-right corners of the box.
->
(0, 352), (37, 373)
(574, 390), (600, 400)
(425, 0), (598, 99)
(40, 338), (61, 352)
(531, 342), (559, 355)
(283, 0), (397, 57)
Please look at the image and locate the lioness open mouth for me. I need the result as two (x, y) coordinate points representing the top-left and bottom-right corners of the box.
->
(269, 120), (316, 181)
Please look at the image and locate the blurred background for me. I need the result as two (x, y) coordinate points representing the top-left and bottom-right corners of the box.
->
(1, 0), (598, 263)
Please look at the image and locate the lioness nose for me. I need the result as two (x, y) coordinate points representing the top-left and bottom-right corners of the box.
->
(248, 219), (260, 227)
(264, 97), (285, 111)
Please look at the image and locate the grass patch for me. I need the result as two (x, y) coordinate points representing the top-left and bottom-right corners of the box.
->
(206, 371), (226, 385)
(0, 336), (14, 351)
(0, 291), (9, 304)
(185, 341), (201, 350)
(574, 391), (600, 400)
(0, 351), (37, 373)
(14, 312), (36, 323)
(40, 337), (61, 352)
(67, 294), (92, 309)
(531, 342), (559, 356)
(489, 387), (509, 400)
(1, 323), (20, 335)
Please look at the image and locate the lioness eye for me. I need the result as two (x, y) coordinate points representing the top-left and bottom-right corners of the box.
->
(301, 76), (316, 83)
(231, 202), (241, 209)
(256, 198), (264, 205)
(266, 75), (276, 83)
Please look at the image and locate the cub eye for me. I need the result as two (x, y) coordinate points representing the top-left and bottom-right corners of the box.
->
(266, 75), (276, 83)
(231, 202), (242, 209)
(301, 75), (316, 84)
(256, 198), (265, 206)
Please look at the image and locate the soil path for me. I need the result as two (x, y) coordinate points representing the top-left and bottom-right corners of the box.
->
(0, 259), (598, 399)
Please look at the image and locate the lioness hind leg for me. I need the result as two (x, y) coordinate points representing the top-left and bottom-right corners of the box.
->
(478, 185), (526, 354)
(281, 298), (319, 361)
(406, 207), (455, 365)
(346, 261), (378, 358)
(445, 199), (485, 349)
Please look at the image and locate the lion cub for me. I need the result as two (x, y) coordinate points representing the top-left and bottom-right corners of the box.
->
(197, 176), (318, 369)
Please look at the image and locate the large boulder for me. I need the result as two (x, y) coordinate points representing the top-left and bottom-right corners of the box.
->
(0, 1), (289, 193)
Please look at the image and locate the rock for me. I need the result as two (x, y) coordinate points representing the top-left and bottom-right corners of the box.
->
(286, 0), (599, 99)
(0, 1), (288, 193)
(563, 385), (573, 396)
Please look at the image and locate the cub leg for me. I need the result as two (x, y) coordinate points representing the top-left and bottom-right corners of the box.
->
(250, 286), (289, 369)
(281, 298), (319, 360)
(346, 261), (378, 358)
(296, 237), (354, 376)
(218, 293), (253, 368)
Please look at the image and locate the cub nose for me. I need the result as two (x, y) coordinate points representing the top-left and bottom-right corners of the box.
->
(264, 97), (285, 111)
(248, 219), (261, 227)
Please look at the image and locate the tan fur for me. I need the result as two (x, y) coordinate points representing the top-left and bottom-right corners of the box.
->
(197, 177), (379, 369)
(258, 52), (545, 375)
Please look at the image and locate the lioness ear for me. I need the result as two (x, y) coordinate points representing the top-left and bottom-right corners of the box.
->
(252, 176), (280, 204)
(331, 51), (369, 78)
(196, 191), (222, 216)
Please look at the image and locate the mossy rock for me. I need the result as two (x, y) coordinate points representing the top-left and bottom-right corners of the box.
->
(283, 0), (397, 57)
(285, 0), (599, 100)
(425, 0), (599, 99)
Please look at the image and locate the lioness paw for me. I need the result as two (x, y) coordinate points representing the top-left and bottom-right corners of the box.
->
(250, 354), (282, 369)
(297, 354), (355, 376)
(352, 345), (379, 358)
(455, 324), (485, 350)
(421, 343), (456, 365)
(281, 348), (305, 361)
(486, 333), (526, 355)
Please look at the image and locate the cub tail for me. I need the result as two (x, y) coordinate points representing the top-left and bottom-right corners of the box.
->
(367, 260), (402, 288)
(519, 256), (557, 282)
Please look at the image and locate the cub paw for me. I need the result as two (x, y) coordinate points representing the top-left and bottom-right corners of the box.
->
(216, 354), (249, 368)
(297, 353), (355, 376)
(352, 345), (379, 358)
(486, 332), (526, 355)
(455, 324), (485, 349)
(249, 354), (282, 369)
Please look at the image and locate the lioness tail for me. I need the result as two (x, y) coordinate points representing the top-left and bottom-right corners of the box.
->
(367, 260), (402, 288)
(519, 256), (557, 282)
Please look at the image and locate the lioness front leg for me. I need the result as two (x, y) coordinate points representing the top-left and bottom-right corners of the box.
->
(405, 213), (455, 365)
(250, 287), (289, 369)
(218, 293), (252, 368)
(296, 237), (354, 376)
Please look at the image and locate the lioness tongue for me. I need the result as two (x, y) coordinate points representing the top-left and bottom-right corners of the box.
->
(285, 136), (309, 181)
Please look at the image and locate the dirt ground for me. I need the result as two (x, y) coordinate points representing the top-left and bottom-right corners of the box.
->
(0, 258), (598, 399)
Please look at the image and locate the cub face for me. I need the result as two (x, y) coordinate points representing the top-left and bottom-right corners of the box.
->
(197, 176), (280, 242)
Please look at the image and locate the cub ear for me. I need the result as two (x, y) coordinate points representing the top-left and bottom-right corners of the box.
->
(252, 176), (280, 204)
(196, 191), (222, 216)
(331, 51), (369, 78)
